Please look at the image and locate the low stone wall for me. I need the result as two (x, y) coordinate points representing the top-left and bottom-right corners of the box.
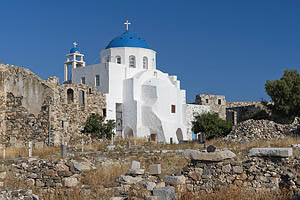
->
(183, 155), (300, 194)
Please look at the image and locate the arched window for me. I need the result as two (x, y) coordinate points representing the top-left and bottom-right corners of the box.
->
(143, 56), (148, 69)
(116, 56), (121, 64)
(129, 55), (136, 68)
(67, 89), (74, 104)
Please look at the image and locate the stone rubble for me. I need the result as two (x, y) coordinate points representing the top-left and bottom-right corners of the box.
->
(226, 118), (300, 142)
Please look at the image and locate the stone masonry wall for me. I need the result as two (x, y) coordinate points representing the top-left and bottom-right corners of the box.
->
(0, 64), (106, 146)
(195, 94), (226, 120)
(49, 81), (106, 145)
(226, 101), (264, 124)
(183, 156), (300, 194)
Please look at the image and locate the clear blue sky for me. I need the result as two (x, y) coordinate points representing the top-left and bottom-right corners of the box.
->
(0, 0), (299, 103)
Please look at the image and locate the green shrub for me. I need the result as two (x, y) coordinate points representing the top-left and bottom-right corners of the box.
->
(192, 112), (233, 139)
(82, 114), (116, 140)
(240, 109), (270, 122)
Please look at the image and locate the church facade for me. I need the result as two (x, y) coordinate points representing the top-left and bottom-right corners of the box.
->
(66, 22), (188, 143)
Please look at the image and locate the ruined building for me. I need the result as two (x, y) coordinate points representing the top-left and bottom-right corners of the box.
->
(0, 64), (106, 147)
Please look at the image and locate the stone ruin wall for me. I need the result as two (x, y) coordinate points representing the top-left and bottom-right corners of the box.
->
(0, 64), (106, 147)
(195, 94), (226, 120)
(226, 101), (264, 125)
(49, 81), (106, 145)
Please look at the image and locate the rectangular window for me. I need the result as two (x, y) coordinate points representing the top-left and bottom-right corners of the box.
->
(206, 99), (209, 104)
(171, 105), (176, 113)
(95, 75), (100, 86)
(81, 77), (85, 84)
(218, 99), (221, 105)
(103, 109), (107, 117)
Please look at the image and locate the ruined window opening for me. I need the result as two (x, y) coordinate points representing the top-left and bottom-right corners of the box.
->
(95, 75), (100, 86)
(206, 99), (209, 104)
(67, 89), (74, 104)
(171, 105), (176, 113)
(88, 88), (92, 94)
(116, 56), (121, 64)
(81, 77), (85, 84)
(103, 108), (107, 117)
(218, 99), (221, 105)
(79, 90), (85, 105)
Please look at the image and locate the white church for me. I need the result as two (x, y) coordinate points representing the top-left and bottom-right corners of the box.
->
(64, 21), (210, 143)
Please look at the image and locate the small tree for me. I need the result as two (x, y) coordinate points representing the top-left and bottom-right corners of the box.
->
(265, 69), (300, 123)
(82, 114), (116, 139)
(192, 112), (233, 139)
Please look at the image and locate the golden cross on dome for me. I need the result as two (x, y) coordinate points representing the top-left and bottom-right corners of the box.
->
(73, 42), (78, 48)
(124, 20), (131, 31)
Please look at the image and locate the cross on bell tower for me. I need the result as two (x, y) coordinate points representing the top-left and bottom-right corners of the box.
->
(124, 20), (131, 31)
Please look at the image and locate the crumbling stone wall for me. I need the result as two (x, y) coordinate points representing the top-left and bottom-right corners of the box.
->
(226, 102), (264, 124)
(0, 64), (106, 146)
(184, 156), (300, 194)
(195, 94), (226, 120)
(3, 93), (49, 147)
(49, 81), (106, 145)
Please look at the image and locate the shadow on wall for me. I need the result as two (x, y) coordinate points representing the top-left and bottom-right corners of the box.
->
(176, 128), (183, 142)
(124, 127), (134, 138)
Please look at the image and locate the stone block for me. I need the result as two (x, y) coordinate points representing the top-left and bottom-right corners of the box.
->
(9, 137), (16, 144)
(153, 186), (176, 200)
(156, 182), (165, 188)
(34, 142), (44, 149)
(15, 142), (24, 148)
(222, 164), (231, 173)
(72, 160), (91, 172)
(232, 166), (243, 174)
(142, 181), (156, 191)
(120, 175), (143, 185)
(128, 169), (145, 175)
(149, 164), (161, 175)
(131, 161), (140, 170)
(109, 197), (126, 200)
(107, 145), (115, 151)
(55, 163), (69, 171)
(164, 175), (185, 185)
(0, 171), (7, 179)
(183, 149), (236, 161)
(248, 148), (293, 158)
(63, 177), (78, 187)
(26, 179), (35, 187)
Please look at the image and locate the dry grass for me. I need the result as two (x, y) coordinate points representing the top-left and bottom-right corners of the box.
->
(179, 186), (294, 200)
(0, 146), (60, 159)
(82, 163), (129, 187)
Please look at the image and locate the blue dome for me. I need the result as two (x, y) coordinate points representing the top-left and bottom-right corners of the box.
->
(106, 31), (150, 49)
(70, 47), (79, 53)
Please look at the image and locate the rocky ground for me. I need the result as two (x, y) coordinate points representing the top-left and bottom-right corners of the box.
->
(1, 119), (300, 199)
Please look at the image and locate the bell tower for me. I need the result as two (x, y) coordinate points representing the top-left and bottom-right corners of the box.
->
(64, 42), (86, 83)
